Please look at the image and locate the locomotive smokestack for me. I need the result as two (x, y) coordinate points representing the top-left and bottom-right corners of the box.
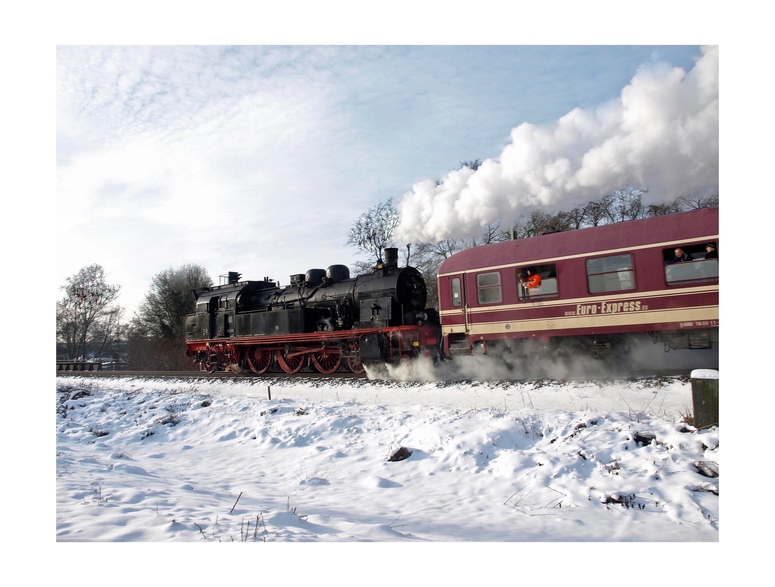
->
(384, 247), (398, 269)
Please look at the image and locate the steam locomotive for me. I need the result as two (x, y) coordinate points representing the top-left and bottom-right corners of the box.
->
(184, 248), (440, 374)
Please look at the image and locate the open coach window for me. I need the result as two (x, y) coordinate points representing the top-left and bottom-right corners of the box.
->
(663, 242), (719, 286)
(517, 263), (558, 300)
(586, 254), (635, 293)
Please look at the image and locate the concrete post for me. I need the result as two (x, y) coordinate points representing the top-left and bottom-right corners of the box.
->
(690, 369), (719, 428)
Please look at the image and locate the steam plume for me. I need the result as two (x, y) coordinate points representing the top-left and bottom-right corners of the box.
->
(367, 336), (718, 383)
(395, 46), (719, 244)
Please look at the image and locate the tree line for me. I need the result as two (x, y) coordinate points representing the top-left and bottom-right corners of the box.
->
(56, 264), (212, 370)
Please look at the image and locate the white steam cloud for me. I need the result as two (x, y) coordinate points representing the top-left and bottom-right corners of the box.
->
(366, 336), (718, 383)
(395, 46), (719, 244)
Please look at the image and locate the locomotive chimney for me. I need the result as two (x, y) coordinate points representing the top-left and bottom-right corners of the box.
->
(384, 247), (398, 269)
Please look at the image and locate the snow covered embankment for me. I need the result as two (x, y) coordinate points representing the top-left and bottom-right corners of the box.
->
(56, 377), (719, 541)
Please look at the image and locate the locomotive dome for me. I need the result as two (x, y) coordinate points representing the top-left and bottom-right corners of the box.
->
(326, 265), (350, 283)
(305, 268), (326, 286)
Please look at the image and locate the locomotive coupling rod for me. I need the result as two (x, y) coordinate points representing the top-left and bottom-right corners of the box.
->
(286, 346), (329, 358)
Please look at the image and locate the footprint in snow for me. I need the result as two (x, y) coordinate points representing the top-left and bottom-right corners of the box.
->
(300, 477), (330, 486)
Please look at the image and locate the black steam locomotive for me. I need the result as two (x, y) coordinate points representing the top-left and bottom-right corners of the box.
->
(185, 248), (440, 374)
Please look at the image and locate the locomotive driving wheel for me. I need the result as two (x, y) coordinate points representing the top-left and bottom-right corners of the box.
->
(347, 356), (366, 375)
(310, 347), (342, 374)
(246, 346), (272, 374)
(276, 349), (307, 374)
(204, 359), (216, 374)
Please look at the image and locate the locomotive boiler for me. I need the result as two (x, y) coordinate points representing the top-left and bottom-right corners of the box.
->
(185, 248), (440, 374)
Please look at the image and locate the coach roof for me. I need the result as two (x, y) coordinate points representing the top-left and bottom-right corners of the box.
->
(437, 207), (719, 277)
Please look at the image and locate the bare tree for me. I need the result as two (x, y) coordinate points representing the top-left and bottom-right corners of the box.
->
(431, 238), (463, 259)
(597, 187), (648, 224)
(347, 198), (400, 263)
(457, 159), (482, 171)
(350, 259), (379, 277)
(675, 192), (720, 210)
(56, 264), (122, 360)
(510, 210), (565, 239)
(88, 305), (125, 360)
(647, 200), (683, 216)
(466, 221), (510, 247)
(582, 198), (611, 227)
(564, 205), (590, 230)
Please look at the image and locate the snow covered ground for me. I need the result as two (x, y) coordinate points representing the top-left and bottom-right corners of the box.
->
(56, 371), (719, 544)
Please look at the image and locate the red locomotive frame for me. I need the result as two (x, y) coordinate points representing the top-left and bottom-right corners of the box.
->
(186, 323), (440, 375)
(437, 208), (719, 359)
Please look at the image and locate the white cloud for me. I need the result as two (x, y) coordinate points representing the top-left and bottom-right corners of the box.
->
(57, 45), (712, 315)
(395, 46), (719, 244)
(57, 46), (364, 314)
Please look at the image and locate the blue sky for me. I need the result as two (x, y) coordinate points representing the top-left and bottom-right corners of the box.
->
(56, 45), (711, 316)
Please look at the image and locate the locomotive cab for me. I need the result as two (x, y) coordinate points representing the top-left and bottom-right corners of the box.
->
(185, 278), (280, 341)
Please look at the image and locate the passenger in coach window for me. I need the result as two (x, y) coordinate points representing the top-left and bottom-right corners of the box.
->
(704, 243), (718, 259)
(519, 268), (542, 289)
(665, 247), (691, 264)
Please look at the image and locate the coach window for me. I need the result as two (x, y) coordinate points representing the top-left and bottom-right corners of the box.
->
(586, 254), (635, 294)
(476, 272), (502, 304)
(516, 263), (558, 301)
(451, 277), (462, 307)
(663, 243), (719, 286)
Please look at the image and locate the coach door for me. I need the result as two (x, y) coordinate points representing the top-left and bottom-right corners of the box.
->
(450, 274), (469, 334)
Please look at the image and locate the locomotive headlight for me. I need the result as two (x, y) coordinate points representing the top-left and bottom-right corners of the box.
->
(412, 341), (420, 347)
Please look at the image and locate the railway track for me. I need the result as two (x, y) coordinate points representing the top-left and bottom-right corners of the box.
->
(55, 368), (695, 382)
(55, 369), (368, 380)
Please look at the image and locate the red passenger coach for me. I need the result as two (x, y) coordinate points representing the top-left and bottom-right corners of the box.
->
(437, 208), (719, 365)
